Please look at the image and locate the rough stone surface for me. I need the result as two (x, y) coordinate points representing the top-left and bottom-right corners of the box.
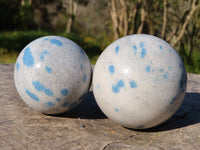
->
(0, 64), (200, 150)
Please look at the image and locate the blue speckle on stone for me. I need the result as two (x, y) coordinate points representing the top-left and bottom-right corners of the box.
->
(159, 45), (163, 50)
(69, 102), (77, 109)
(79, 93), (86, 101)
(140, 42), (144, 48)
(112, 80), (125, 94)
(62, 102), (68, 107)
(40, 51), (49, 61)
(50, 39), (63, 46)
(168, 67), (172, 70)
(118, 80), (125, 87)
(45, 66), (52, 73)
(146, 66), (151, 72)
(114, 108), (119, 112)
(46, 101), (55, 107)
(109, 65), (115, 74)
(56, 98), (61, 102)
(112, 85), (120, 94)
(140, 42), (146, 58)
(169, 49), (172, 53)
(130, 80), (137, 88)
(32, 81), (45, 92)
(40, 55), (44, 61)
(44, 38), (48, 40)
(141, 48), (146, 58)
(23, 47), (34, 67)
(79, 49), (85, 55)
(133, 45), (137, 54)
(61, 89), (69, 96)
(170, 97), (176, 104)
(25, 89), (39, 101)
(163, 74), (168, 79)
(80, 64), (83, 70)
(32, 81), (53, 97)
(159, 68), (164, 72)
(83, 74), (87, 82)
(16, 62), (20, 71)
(44, 88), (53, 97)
(115, 45), (119, 54)
(97, 85), (100, 89)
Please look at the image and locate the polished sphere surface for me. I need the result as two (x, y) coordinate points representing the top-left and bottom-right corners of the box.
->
(14, 36), (91, 114)
(93, 34), (187, 129)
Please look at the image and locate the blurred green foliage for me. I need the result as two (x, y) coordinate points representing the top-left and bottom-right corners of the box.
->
(0, 31), (103, 64)
(0, 0), (199, 73)
(180, 46), (200, 74)
(0, 30), (199, 73)
(0, 0), (36, 30)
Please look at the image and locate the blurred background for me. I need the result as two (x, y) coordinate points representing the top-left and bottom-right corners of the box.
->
(0, 0), (199, 73)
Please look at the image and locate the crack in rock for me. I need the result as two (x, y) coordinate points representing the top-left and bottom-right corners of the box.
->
(102, 133), (141, 150)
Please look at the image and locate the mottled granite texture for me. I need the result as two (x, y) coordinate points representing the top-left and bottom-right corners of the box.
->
(14, 36), (92, 114)
(93, 34), (187, 129)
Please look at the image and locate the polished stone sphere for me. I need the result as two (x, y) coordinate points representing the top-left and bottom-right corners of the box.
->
(93, 34), (187, 129)
(14, 36), (91, 114)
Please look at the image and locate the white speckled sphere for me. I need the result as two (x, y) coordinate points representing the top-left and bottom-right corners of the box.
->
(93, 34), (187, 129)
(14, 36), (92, 114)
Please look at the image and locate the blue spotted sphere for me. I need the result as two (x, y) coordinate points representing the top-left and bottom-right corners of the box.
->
(14, 36), (92, 114)
(93, 34), (187, 129)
